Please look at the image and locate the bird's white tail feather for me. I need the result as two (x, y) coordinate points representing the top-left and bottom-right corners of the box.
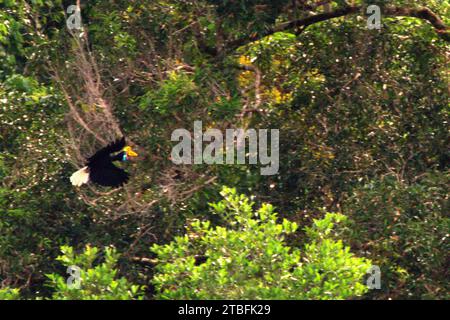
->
(70, 166), (89, 186)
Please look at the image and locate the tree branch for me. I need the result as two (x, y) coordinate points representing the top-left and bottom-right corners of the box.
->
(224, 5), (449, 54)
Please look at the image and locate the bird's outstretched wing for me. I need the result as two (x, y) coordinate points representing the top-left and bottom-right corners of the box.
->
(87, 137), (126, 164)
(89, 162), (129, 187)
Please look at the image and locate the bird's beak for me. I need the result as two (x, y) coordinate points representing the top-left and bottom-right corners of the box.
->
(125, 146), (138, 157)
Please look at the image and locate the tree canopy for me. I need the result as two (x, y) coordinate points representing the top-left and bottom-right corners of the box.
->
(0, 0), (448, 300)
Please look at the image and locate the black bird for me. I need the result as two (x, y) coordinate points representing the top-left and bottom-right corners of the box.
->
(70, 137), (138, 187)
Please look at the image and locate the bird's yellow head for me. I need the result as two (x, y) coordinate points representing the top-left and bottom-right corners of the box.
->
(123, 146), (138, 157)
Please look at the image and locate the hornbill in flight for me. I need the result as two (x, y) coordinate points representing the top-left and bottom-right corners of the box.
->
(70, 137), (138, 187)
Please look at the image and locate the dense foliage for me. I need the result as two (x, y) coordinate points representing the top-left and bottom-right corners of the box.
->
(0, 0), (448, 300)
(152, 187), (371, 299)
(46, 245), (144, 300)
